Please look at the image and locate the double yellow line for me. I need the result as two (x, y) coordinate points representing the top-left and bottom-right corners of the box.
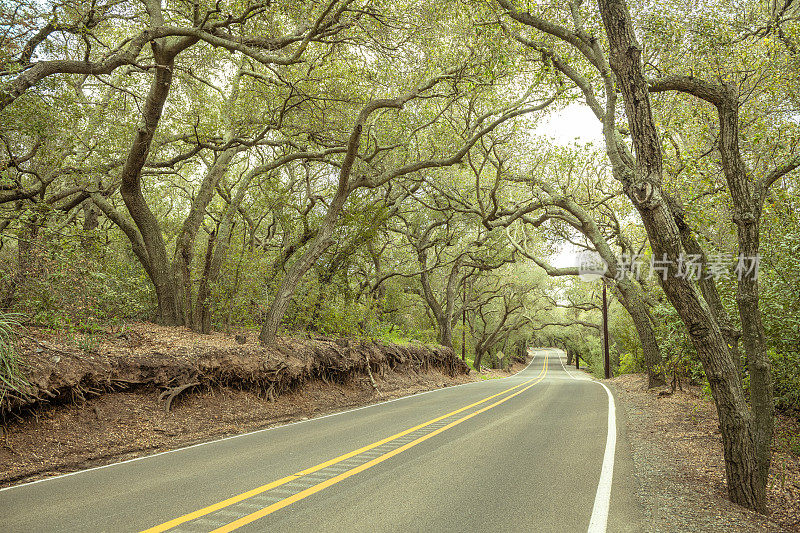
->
(143, 355), (548, 533)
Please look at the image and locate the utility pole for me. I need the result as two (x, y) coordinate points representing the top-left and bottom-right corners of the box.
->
(602, 279), (611, 379)
(461, 283), (466, 361)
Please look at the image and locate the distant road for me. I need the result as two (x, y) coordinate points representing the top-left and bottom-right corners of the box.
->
(0, 348), (642, 532)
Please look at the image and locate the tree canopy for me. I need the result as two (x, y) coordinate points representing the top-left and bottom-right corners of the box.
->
(1, 0), (799, 513)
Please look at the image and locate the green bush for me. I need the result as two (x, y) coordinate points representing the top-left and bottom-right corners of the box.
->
(770, 348), (800, 414)
(5, 228), (153, 326)
(617, 351), (639, 375)
(0, 312), (27, 406)
(374, 325), (413, 345)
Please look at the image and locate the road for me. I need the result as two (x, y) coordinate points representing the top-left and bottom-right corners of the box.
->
(0, 348), (643, 532)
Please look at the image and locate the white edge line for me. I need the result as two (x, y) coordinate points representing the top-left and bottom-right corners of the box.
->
(0, 349), (540, 493)
(554, 347), (616, 533)
(587, 381), (617, 533)
(558, 350), (593, 381)
(558, 351), (579, 380)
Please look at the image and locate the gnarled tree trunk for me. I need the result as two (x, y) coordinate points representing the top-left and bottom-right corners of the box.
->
(615, 279), (665, 388)
(118, 53), (181, 325)
(259, 189), (348, 344)
(598, 0), (764, 510)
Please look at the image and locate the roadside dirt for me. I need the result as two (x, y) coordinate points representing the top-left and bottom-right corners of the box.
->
(612, 373), (799, 532)
(0, 324), (522, 488)
(3, 323), (467, 414)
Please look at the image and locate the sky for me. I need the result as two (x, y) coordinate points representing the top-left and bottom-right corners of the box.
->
(533, 103), (603, 146)
(531, 103), (603, 269)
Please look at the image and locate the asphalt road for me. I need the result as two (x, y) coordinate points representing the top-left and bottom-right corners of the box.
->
(0, 348), (643, 532)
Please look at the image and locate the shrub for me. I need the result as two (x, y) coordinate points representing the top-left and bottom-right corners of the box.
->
(0, 312), (26, 406)
(617, 351), (639, 375)
(770, 348), (800, 414)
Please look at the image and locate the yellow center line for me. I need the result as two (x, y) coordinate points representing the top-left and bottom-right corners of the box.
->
(141, 357), (547, 533)
(211, 355), (548, 533)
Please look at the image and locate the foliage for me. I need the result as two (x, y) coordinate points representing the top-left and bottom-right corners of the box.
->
(770, 348), (800, 415)
(760, 192), (800, 414)
(0, 0), (796, 418)
(617, 351), (639, 376)
(0, 311), (26, 405)
(373, 325), (413, 346)
(2, 226), (152, 326)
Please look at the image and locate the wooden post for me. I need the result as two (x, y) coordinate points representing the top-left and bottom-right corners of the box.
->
(603, 279), (611, 379)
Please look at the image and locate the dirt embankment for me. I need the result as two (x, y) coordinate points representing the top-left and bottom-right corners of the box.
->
(1, 323), (474, 487)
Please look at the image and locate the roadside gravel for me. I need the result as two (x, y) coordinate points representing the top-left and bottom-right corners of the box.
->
(611, 373), (796, 532)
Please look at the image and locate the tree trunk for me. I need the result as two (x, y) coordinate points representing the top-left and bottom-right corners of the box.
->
(717, 96), (773, 496)
(81, 200), (99, 250)
(598, 0), (764, 510)
(674, 209), (744, 378)
(118, 53), (181, 325)
(416, 244), (456, 350)
(194, 208), (236, 332)
(648, 38), (777, 499)
(436, 261), (462, 350)
(736, 212), (773, 494)
(259, 189), (349, 344)
(192, 229), (217, 333)
(172, 147), (237, 325)
(473, 347), (485, 370)
(5, 215), (40, 307)
(437, 320), (454, 350)
(616, 279), (665, 387)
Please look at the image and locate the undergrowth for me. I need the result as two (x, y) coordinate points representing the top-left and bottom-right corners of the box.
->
(0, 312), (27, 407)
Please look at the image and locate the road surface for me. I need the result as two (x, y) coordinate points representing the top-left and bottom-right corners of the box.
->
(0, 348), (643, 532)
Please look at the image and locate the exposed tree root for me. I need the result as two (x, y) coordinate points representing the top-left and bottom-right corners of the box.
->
(2, 324), (469, 419)
(365, 354), (381, 396)
(158, 382), (200, 413)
